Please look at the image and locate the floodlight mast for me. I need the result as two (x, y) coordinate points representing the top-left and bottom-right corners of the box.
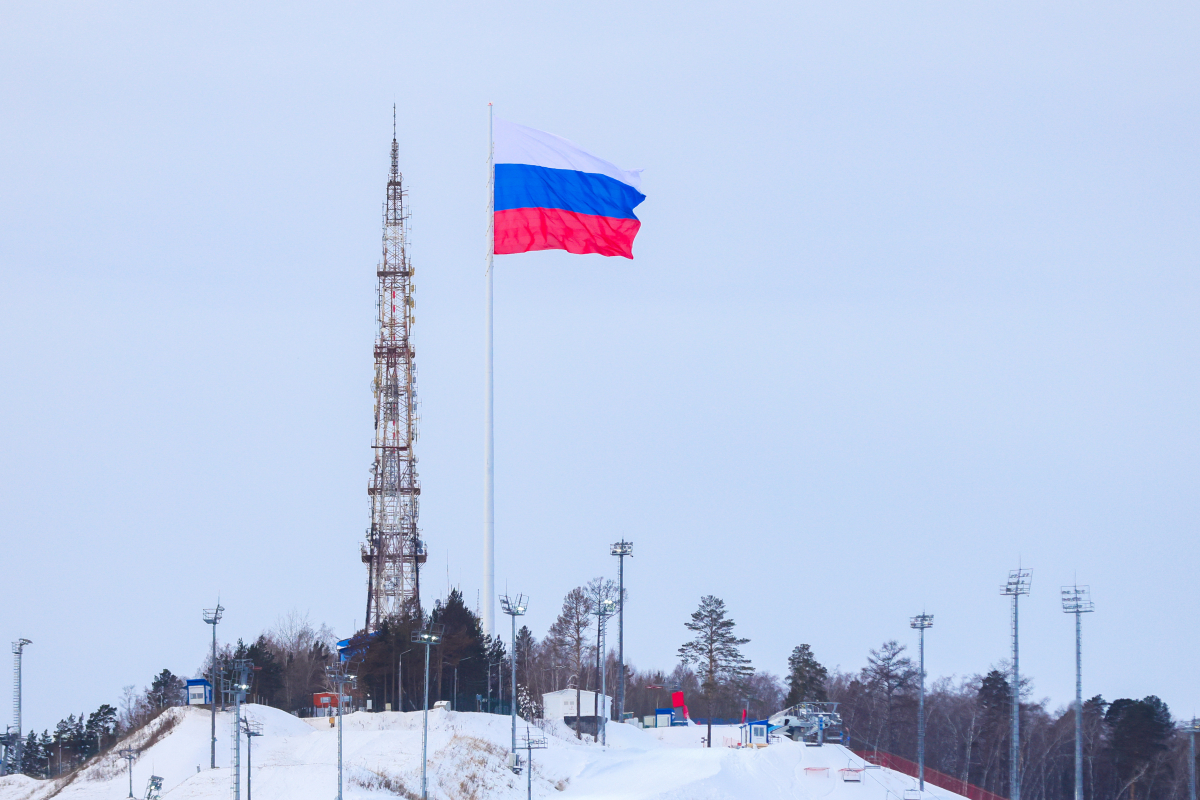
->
(500, 594), (527, 761)
(1061, 585), (1095, 800)
(1001, 568), (1032, 800)
(411, 624), (444, 800)
(1185, 719), (1200, 800)
(610, 540), (632, 723)
(910, 614), (933, 792)
(9, 639), (31, 775)
(202, 603), (223, 770)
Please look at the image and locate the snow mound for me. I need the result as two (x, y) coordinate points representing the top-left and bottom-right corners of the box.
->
(0, 706), (970, 800)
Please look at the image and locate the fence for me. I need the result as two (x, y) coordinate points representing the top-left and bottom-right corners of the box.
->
(852, 750), (1008, 800)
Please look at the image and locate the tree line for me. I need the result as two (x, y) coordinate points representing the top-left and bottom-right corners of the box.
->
(11, 588), (1197, 800)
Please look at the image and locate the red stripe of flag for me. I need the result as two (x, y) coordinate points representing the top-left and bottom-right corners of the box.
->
(495, 207), (640, 259)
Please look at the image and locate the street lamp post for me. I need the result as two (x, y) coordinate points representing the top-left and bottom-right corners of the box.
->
(500, 594), (528, 765)
(412, 624), (444, 799)
(910, 613), (934, 792)
(326, 661), (357, 800)
(202, 602), (224, 770)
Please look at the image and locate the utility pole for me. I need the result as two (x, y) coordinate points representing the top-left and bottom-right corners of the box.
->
(910, 614), (933, 792)
(610, 540), (632, 724)
(202, 602), (224, 769)
(10, 639), (31, 775)
(411, 624), (443, 800)
(1061, 585), (1094, 800)
(500, 594), (527, 760)
(1001, 568), (1032, 800)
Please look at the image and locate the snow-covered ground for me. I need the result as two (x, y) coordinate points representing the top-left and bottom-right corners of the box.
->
(0, 705), (969, 800)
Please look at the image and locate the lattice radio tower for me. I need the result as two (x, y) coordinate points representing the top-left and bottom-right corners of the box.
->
(362, 109), (425, 631)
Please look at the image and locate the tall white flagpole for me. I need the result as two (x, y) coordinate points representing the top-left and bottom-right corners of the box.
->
(484, 103), (496, 639)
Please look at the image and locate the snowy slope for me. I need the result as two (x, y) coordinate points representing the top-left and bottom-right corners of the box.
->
(0, 705), (969, 800)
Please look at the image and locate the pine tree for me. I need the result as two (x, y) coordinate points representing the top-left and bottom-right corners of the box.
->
(677, 595), (753, 748)
(430, 589), (489, 707)
(547, 587), (593, 739)
(244, 637), (284, 705)
(1106, 695), (1174, 799)
(784, 644), (828, 706)
(150, 669), (185, 708)
(19, 730), (40, 777)
(36, 730), (52, 777)
(84, 704), (118, 757)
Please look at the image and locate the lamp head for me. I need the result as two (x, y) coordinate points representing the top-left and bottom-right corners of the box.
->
(610, 540), (633, 556)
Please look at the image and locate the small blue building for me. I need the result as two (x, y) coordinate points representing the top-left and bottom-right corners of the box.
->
(739, 719), (774, 748)
(186, 679), (212, 706)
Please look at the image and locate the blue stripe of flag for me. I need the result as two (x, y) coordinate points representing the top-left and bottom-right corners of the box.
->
(494, 163), (645, 220)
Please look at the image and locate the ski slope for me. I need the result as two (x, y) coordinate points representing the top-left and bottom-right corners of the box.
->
(0, 704), (970, 800)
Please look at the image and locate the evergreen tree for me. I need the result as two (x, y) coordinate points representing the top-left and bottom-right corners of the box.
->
(1105, 695), (1174, 798)
(430, 589), (489, 707)
(36, 730), (52, 777)
(243, 636), (284, 706)
(150, 669), (185, 708)
(973, 669), (1012, 794)
(784, 644), (828, 705)
(677, 595), (753, 748)
(515, 625), (536, 690)
(19, 730), (41, 777)
(84, 704), (118, 757)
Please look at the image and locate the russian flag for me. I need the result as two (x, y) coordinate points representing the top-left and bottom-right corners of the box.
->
(493, 119), (645, 259)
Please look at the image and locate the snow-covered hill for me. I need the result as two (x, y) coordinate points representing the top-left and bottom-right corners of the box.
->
(0, 705), (969, 800)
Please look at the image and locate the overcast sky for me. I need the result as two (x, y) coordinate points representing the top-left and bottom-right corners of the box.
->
(2, 1), (1198, 734)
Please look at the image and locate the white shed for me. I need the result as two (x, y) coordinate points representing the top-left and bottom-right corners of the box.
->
(542, 689), (612, 721)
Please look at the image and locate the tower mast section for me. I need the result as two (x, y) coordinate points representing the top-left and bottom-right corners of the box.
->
(363, 113), (425, 630)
